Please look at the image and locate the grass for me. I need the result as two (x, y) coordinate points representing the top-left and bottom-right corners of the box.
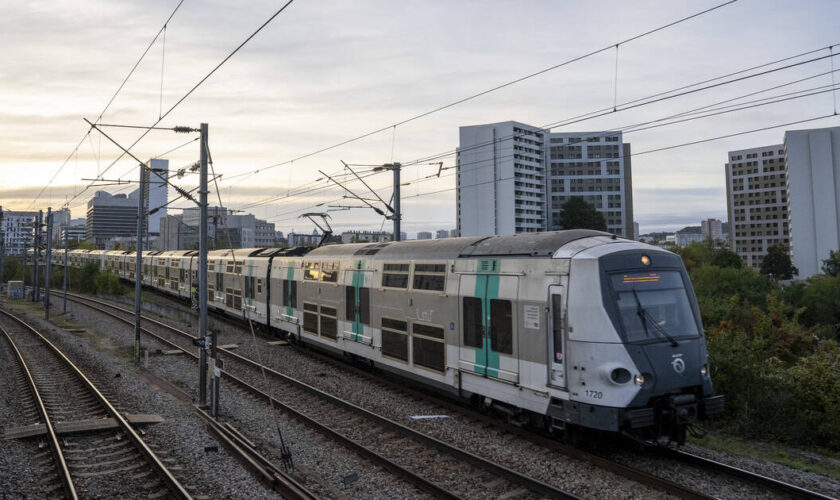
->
(691, 429), (840, 481)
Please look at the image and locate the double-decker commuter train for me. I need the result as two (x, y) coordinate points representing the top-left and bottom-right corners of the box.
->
(56, 229), (724, 445)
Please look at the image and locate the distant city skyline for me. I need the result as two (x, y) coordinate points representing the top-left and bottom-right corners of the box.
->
(2, 1), (840, 236)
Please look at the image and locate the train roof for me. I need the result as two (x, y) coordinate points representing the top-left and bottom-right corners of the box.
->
(305, 229), (613, 260)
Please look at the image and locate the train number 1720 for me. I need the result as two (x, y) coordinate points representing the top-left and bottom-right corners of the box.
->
(584, 390), (603, 399)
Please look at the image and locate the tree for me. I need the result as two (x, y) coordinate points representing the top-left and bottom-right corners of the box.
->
(822, 249), (840, 277)
(711, 248), (742, 269)
(556, 197), (606, 231)
(760, 244), (798, 280)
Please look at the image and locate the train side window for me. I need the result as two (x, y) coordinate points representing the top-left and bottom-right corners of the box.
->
(345, 286), (356, 321)
(320, 306), (337, 339)
(257, 279), (263, 295)
(215, 270), (223, 292)
(320, 262), (339, 282)
(382, 263), (409, 288)
(412, 263), (446, 291)
(463, 297), (483, 348)
(304, 262), (319, 280)
(381, 318), (408, 361)
(412, 323), (445, 372)
(303, 303), (318, 334)
(490, 299), (512, 355)
(359, 287), (370, 325)
(345, 286), (370, 325)
(283, 279), (297, 308)
(552, 294), (563, 362)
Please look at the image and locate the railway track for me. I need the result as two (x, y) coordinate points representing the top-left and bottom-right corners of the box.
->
(56, 291), (581, 499)
(69, 289), (840, 500)
(0, 307), (192, 500)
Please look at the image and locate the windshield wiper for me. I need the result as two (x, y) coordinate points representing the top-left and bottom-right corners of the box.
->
(632, 288), (679, 347)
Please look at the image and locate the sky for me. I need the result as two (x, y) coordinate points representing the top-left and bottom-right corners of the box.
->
(1, 0), (839, 236)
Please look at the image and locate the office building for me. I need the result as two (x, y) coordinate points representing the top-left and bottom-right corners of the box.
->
(145, 159), (169, 236)
(675, 229), (703, 247)
(456, 121), (633, 237)
(633, 221), (640, 240)
(0, 210), (38, 255)
(785, 126), (840, 278)
(416, 231), (432, 240)
(701, 218), (724, 242)
(59, 218), (87, 243)
(436, 229), (450, 239)
(159, 206), (275, 250)
(287, 231), (322, 247)
(86, 191), (140, 248)
(725, 144), (788, 269)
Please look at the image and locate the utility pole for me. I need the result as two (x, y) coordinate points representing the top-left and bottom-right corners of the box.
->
(44, 208), (52, 321)
(393, 163), (401, 241)
(22, 233), (27, 294)
(134, 163), (146, 367)
(33, 210), (42, 302)
(198, 123), (210, 410)
(63, 224), (68, 314)
(0, 205), (5, 285)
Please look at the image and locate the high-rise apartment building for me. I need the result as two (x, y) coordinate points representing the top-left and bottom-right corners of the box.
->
(0, 210), (38, 255)
(457, 121), (546, 235)
(145, 159), (169, 236)
(785, 126), (840, 278)
(701, 218), (723, 242)
(456, 121), (633, 237)
(546, 131), (633, 237)
(725, 144), (788, 268)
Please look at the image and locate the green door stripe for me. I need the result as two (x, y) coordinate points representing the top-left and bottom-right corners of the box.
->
(285, 266), (294, 318)
(350, 260), (364, 341)
(472, 260), (501, 378)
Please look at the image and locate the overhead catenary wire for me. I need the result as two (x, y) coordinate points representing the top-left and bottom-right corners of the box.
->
(221, 0), (737, 187)
(63, 0), (296, 210)
(239, 67), (840, 217)
(29, 0), (186, 210)
(262, 112), (839, 227)
(233, 42), (840, 215)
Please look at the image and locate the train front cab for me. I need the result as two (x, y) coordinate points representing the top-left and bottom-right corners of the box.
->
(548, 238), (724, 445)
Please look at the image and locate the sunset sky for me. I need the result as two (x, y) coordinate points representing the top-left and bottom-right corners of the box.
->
(2, 0), (839, 236)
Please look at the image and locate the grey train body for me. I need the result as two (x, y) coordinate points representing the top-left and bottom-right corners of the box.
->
(59, 230), (724, 444)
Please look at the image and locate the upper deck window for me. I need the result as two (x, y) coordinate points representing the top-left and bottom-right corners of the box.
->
(412, 263), (446, 292)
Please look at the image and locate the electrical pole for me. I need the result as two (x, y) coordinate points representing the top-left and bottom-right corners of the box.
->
(134, 163), (146, 367)
(63, 224), (68, 314)
(198, 123), (210, 410)
(44, 208), (52, 321)
(0, 205), (5, 285)
(33, 210), (42, 302)
(393, 163), (401, 241)
(22, 233), (27, 294)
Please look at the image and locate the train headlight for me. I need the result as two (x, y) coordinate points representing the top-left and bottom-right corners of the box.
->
(640, 255), (651, 266)
(700, 364), (708, 377)
(634, 373), (645, 386)
(610, 368), (631, 384)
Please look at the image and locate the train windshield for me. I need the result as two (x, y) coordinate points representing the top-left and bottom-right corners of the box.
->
(609, 271), (699, 343)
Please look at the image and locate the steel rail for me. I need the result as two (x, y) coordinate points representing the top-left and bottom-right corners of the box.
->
(0, 307), (193, 500)
(661, 448), (837, 500)
(56, 292), (462, 499)
(0, 323), (78, 500)
(58, 290), (580, 499)
(67, 289), (840, 500)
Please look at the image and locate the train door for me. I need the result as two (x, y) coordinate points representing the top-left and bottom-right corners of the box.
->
(458, 272), (519, 384)
(548, 284), (566, 389)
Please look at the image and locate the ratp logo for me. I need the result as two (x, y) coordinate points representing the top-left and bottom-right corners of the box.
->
(671, 358), (685, 374)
